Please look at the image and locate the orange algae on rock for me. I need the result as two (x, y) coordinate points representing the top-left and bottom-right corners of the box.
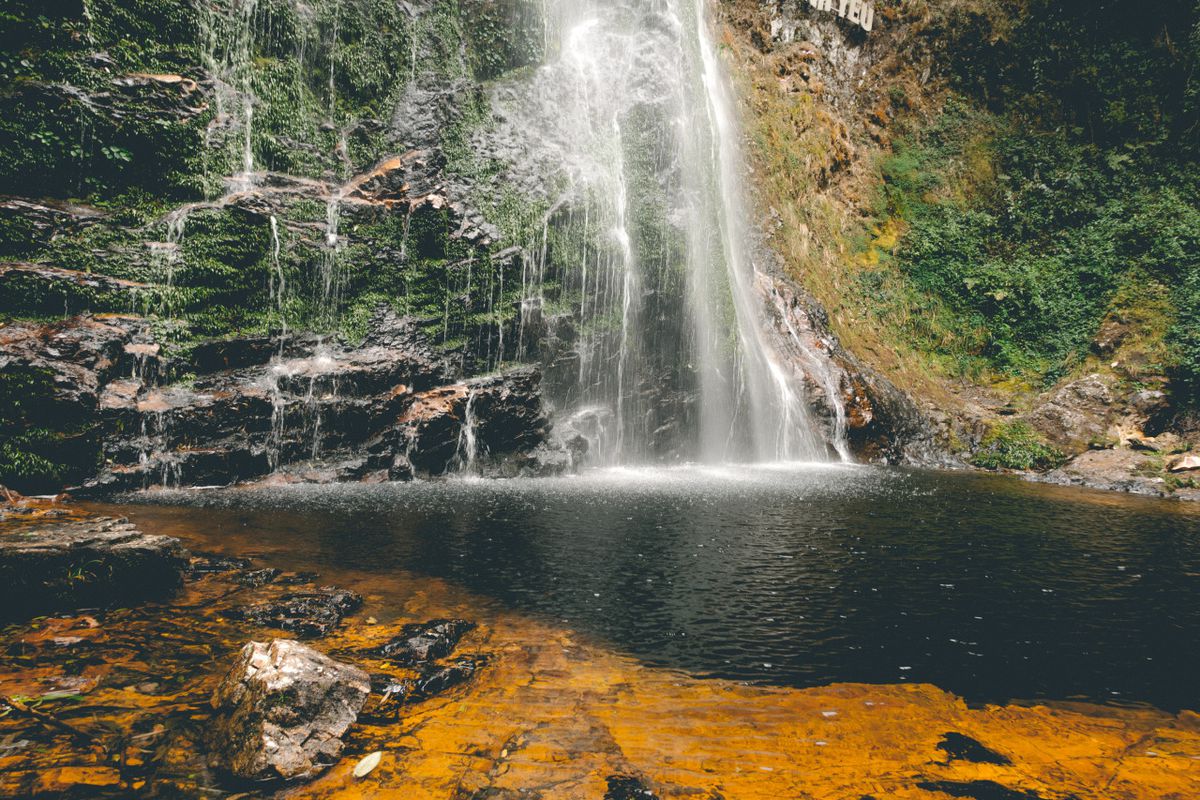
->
(0, 510), (1197, 799)
(291, 624), (1200, 800)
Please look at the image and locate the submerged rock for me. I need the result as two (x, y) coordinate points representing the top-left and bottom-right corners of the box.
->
(367, 656), (485, 711)
(209, 639), (370, 782)
(605, 774), (659, 800)
(413, 657), (485, 697)
(936, 732), (1012, 765)
(189, 553), (253, 576)
(234, 567), (282, 589)
(915, 780), (1047, 800)
(232, 588), (363, 638)
(0, 515), (189, 621)
(374, 619), (476, 665)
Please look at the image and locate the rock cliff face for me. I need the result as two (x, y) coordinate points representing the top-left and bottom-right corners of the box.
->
(0, 0), (947, 492)
(2, 304), (563, 494)
(717, 0), (1200, 496)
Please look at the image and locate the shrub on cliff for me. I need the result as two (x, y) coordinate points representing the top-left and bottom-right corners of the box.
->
(1169, 269), (1200, 407)
(876, 0), (1200, 394)
(971, 421), (1064, 472)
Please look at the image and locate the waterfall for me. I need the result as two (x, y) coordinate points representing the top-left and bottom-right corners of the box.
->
(455, 388), (481, 474)
(268, 215), (288, 340)
(493, 0), (838, 464)
(318, 188), (344, 328)
(198, 0), (260, 193)
(147, 207), (190, 317)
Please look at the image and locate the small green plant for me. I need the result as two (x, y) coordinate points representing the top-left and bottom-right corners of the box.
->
(65, 561), (101, 585)
(971, 421), (1064, 471)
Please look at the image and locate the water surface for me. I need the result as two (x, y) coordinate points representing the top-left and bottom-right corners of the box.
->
(105, 465), (1200, 711)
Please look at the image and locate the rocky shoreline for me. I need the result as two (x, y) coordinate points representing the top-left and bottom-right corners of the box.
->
(0, 500), (492, 795)
(0, 272), (951, 498)
(2, 261), (1195, 502)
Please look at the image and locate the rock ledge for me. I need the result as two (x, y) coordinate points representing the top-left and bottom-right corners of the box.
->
(0, 515), (189, 621)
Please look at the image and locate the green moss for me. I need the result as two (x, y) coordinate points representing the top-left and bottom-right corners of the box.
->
(1168, 266), (1200, 406)
(0, 0), (208, 200)
(870, 93), (1200, 389)
(0, 367), (100, 493)
(460, 0), (544, 81)
(0, 0), (551, 369)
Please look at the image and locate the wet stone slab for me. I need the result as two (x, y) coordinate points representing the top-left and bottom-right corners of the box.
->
(228, 588), (363, 638)
(0, 514), (189, 622)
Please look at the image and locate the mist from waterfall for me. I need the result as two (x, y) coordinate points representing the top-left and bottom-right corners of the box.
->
(495, 0), (836, 465)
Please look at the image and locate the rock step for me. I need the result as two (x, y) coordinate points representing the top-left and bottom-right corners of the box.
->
(0, 515), (190, 621)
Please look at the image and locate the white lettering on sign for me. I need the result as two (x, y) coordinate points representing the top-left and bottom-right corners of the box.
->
(809, 0), (875, 32)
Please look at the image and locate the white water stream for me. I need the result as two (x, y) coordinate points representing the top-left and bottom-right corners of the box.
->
(497, 0), (841, 464)
(140, 0), (847, 479)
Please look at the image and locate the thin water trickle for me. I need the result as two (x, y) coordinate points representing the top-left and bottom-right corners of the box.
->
(456, 388), (481, 473)
(268, 215), (287, 340)
(317, 187), (345, 329)
(198, 0), (260, 194)
(147, 207), (191, 317)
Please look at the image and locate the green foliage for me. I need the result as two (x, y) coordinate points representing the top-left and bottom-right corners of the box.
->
(1169, 267), (1200, 402)
(0, 0), (547, 368)
(460, 0), (544, 80)
(0, 366), (98, 492)
(971, 421), (1064, 472)
(0, 0), (206, 199)
(937, 0), (1200, 156)
(878, 7), (1200, 388)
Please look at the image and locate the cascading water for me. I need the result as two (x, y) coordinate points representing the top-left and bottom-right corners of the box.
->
(131, 0), (846, 483)
(146, 207), (190, 317)
(198, 0), (260, 192)
(455, 388), (481, 474)
(268, 215), (288, 341)
(493, 0), (839, 464)
(318, 188), (344, 328)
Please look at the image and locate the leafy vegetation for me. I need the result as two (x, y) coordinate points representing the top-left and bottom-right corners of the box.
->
(970, 421), (1064, 471)
(0, 0), (548, 484)
(0, 367), (99, 493)
(866, 0), (1200, 403)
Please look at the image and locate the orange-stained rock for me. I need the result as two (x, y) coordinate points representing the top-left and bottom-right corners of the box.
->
(1, 511), (1197, 800)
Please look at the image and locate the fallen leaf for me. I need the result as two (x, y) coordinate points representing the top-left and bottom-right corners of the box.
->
(354, 750), (383, 778)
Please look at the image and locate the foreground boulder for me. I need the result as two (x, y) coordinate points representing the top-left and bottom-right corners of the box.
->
(209, 639), (370, 783)
(0, 515), (189, 621)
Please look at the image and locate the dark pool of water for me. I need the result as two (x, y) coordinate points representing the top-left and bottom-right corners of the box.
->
(116, 464), (1200, 710)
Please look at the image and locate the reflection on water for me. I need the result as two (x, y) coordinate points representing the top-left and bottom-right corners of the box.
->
(106, 464), (1200, 710)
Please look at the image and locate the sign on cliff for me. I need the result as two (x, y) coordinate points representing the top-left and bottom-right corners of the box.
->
(808, 0), (875, 33)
